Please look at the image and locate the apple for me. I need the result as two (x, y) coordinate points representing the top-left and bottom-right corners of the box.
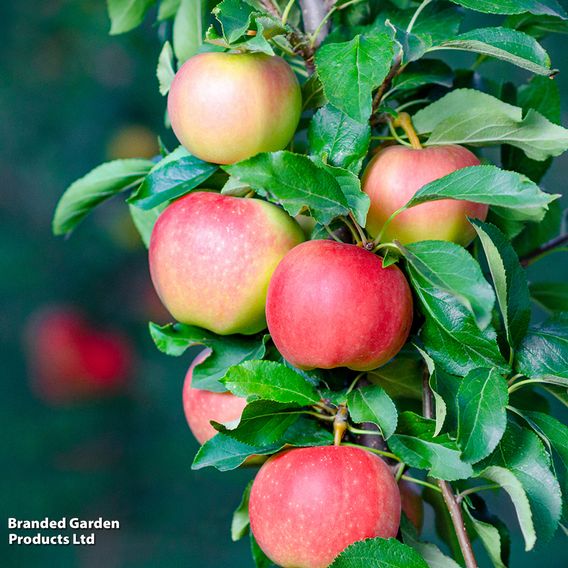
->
(182, 349), (247, 444)
(362, 145), (488, 245)
(400, 480), (424, 532)
(25, 306), (133, 404)
(249, 445), (401, 568)
(266, 240), (413, 371)
(149, 192), (305, 335)
(167, 52), (302, 164)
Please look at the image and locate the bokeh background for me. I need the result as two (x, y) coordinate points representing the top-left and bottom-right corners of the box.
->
(1, 1), (566, 566)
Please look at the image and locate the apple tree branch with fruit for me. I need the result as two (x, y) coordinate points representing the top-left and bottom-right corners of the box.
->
(53, 1), (568, 567)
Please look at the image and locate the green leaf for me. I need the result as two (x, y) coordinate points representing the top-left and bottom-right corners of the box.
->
(158, 0), (181, 21)
(463, 506), (507, 568)
(221, 360), (320, 405)
(416, 346), (451, 437)
(477, 465), (536, 550)
(401, 240), (495, 330)
(107, 0), (156, 35)
(402, 164), (558, 223)
(308, 104), (371, 174)
(128, 202), (165, 248)
(214, 410), (301, 447)
(431, 27), (553, 75)
(329, 538), (429, 568)
(367, 354), (423, 400)
(128, 147), (217, 209)
(389, 412), (474, 481)
(449, 0), (567, 19)
(53, 159), (153, 235)
(400, 516), (462, 568)
(213, 0), (256, 43)
(231, 481), (252, 541)
(471, 220), (531, 348)
(391, 59), (453, 93)
(513, 410), (568, 470)
(313, 161), (370, 226)
(413, 89), (568, 162)
(502, 76), (561, 183)
(223, 151), (349, 225)
(457, 368), (509, 463)
(506, 13), (568, 38)
(173, 0), (204, 63)
(410, 268), (509, 376)
(157, 41), (175, 96)
(477, 422), (562, 547)
(149, 322), (267, 391)
(347, 385), (398, 439)
(515, 314), (568, 382)
(315, 34), (395, 122)
(250, 532), (273, 568)
(192, 418), (332, 471)
(530, 282), (568, 312)
(512, 199), (562, 257)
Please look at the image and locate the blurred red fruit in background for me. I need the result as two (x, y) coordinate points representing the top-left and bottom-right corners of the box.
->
(25, 306), (134, 404)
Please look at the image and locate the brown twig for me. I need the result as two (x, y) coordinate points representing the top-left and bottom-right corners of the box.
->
(520, 233), (568, 267)
(370, 53), (403, 126)
(422, 373), (479, 568)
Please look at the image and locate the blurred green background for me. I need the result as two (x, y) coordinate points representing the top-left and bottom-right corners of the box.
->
(1, 1), (566, 567)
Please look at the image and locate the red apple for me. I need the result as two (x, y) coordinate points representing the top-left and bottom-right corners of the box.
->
(25, 306), (133, 404)
(167, 52), (302, 164)
(362, 145), (488, 245)
(149, 192), (304, 335)
(266, 240), (413, 371)
(182, 349), (247, 444)
(400, 480), (424, 532)
(249, 445), (401, 568)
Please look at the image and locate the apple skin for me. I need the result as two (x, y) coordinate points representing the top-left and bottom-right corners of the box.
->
(182, 349), (247, 444)
(400, 480), (424, 532)
(25, 307), (133, 404)
(266, 240), (413, 371)
(167, 52), (302, 164)
(249, 445), (401, 568)
(362, 145), (488, 245)
(149, 192), (305, 335)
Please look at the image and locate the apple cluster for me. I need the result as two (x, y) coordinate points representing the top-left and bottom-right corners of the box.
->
(148, 51), (488, 568)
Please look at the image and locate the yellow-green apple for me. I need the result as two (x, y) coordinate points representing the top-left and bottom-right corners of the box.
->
(399, 480), (424, 532)
(25, 306), (133, 404)
(182, 349), (247, 444)
(266, 240), (413, 370)
(249, 445), (401, 568)
(167, 52), (302, 164)
(362, 145), (488, 245)
(149, 192), (304, 335)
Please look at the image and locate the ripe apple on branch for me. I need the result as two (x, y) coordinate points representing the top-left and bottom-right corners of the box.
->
(53, 0), (568, 566)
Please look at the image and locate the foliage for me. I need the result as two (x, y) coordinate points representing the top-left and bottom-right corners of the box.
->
(55, 0), (568, 566)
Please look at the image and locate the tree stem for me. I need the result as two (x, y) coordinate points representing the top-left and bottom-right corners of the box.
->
(422, 373), (479, 568)
(299, 0), (332, 47)
(520, 233), (568, 266)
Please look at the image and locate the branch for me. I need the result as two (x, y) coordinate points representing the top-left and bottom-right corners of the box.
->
(422, 373), (479, 568)
(299, 0), (333, 47)
(520, 233), (568, 267)
(370, 53), (403, 126)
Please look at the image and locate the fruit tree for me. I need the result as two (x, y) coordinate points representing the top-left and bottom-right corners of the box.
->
(53, 1), (568, 566)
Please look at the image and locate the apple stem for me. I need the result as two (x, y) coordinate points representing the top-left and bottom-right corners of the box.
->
(423, 371), (479, 568)
(333, 404), (349, 446)
(393, 112), (423, 150)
